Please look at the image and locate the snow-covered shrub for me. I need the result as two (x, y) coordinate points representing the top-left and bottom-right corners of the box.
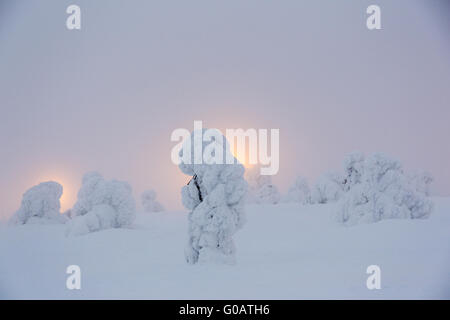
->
(337, 153), (433, 225)
(141, 190), (164, 213)
(66, 172), (136, 235)
(311, 172), (345, 204)
(9, 181), (67, 225)
(342, 152), (365, 191)
(408, 171), (433, 196)
(283, 176), (311, 204)
(179, 129), (247, 264)
(66, 204), (117, 236)
(245, 165), (280, 204)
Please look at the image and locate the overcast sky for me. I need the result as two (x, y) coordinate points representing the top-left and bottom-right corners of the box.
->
(0, 0), (449, 218)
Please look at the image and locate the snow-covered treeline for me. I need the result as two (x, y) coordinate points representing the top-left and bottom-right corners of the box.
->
(282, 152), (433, 225)
(9, 171), (170, 236)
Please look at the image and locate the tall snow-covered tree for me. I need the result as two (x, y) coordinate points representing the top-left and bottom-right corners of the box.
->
(66, 172), (136, 236)
(141, 190), (164, 213)
(311, 172), (345, 204)
(245, 165), (281, 204)
(179, 129), (247, 264)
(9, 181), (67, 225)
(337, 153), (433, 225)
(283, 176), (311, 204)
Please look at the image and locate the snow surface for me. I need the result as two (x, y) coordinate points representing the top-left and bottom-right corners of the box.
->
(1, 198), (449, 299)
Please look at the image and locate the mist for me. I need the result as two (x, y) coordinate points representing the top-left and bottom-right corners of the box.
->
(1, 0), (449, 219)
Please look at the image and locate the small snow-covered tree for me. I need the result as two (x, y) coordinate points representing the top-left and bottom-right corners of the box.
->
(311, 172), (345, 204)
(337, 153), (433, 225)
(179, 129), (247, 264)
(66, 172), (136, 236)
(141, 190), (164, 213)
(245, 165), (281, 204)
(9, 181), (67, 225)
(342, 152), (365, 191)
(283, 176), (311, 204)
(408, 171), (433, 196)
(66, 204), (117, 236)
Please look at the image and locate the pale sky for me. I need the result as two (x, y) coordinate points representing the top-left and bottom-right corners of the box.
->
(0, 0), (449, 219)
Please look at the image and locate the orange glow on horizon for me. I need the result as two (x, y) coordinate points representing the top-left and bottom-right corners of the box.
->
(232, 150), (253, 169)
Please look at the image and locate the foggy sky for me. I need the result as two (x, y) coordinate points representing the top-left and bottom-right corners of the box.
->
(0, 0), (449, 219)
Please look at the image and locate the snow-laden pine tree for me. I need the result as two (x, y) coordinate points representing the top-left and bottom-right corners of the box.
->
(9, 181), (67, 225)
(179, 129), (247, 264)
(245, 165), (281, 204)
(283, 176), (311, 204)
(311, 172), (345, 204)
(342, 152), (365, 191)
(141, 190), (164, 213)
(337, 153), (433, 225)
(408, 171), (433, 196)
(66, 172), (136, 236)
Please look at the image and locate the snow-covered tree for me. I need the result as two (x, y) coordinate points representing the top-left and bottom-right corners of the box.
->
(311, 172), (345, 204)
(245, 165), (280, 204)
(408, 171), (433, 196)
(283, 176), (311, 204)
(179, 129), (247, 264)
(337, 153), (433, 225)
(66, 172), (136, 236)
(141, 190), (164, 213)
(342, 152), (365, 191)
(66, 204), (117, 236)
(9, 181), (67, 225)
